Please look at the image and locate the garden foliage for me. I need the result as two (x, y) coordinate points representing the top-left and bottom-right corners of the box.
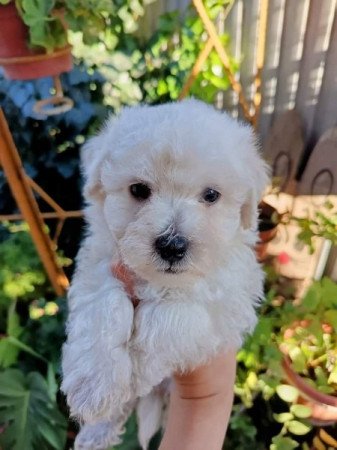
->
(0, 0), (337, 449)
(0, 2), (237, 447)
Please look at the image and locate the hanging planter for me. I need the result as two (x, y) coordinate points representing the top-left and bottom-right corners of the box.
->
(0, 1), (74, 115)
(0, 2), (72, 80)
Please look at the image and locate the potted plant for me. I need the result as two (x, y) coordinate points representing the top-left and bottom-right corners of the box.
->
(278, 278), (337, 423)
(0, 1), (72, 79)
(0, 0), (116, 80)
(235, 274), (337, 449)
(256, 200), (280, 261)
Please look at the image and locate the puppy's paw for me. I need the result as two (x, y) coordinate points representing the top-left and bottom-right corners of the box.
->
(74, 421), (122, 450)
(63, 344), (134, 422)
(66, 378), (109, 423)
(132, 353), (168, 399)
(65, 374), (131, 422)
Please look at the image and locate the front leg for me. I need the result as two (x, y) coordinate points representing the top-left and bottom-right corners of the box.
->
(61, 238), (134, 423)
(74, 400), (135, 450)
(132, 300), (221, 398)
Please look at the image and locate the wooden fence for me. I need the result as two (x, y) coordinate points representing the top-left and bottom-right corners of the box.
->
(141, 0), (337, 152)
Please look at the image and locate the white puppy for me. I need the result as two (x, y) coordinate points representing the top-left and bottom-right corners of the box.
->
(61, 99), (269, 449)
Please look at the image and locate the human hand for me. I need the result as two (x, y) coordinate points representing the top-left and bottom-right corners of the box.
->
(112, 263), (236, 450)
(159, 351), (236, 450)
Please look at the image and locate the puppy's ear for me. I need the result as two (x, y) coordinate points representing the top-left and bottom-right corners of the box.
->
(81, 135), (106, 202)
(81, 115), (115, 204)
(240, 130), (270, 230)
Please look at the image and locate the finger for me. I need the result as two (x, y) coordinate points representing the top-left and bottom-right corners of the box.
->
(111, 263), (135, 297)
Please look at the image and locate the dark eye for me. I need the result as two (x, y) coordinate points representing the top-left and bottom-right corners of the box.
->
(129, 183), (151, 201)
(202, 188), (221, 203)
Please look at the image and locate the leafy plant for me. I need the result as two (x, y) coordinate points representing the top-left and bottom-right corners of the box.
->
(0, 2), (264, 447)
(223, 405), (264, 450)
(272, 389), (312, 448)
(0, 300), (23, 368)
(0, 369), (67, 450)
(0, 0), (155, 52)
(0, 223), (47, 302)
(294, 202), (337, 254)
(0, 298), (49, 369)
(0, 224), (69, 448)
(71, 0), (236, 107)
(236, 278), (337, 449)
(24, 296), (67, 368)
(134, 1), (235, 104)
(279, 278), (337, 393)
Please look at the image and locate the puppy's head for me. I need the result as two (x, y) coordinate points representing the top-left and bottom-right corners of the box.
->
(82, 99), (269, 286)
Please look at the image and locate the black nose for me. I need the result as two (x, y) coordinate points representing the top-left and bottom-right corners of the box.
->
(155, 235), (189, 263)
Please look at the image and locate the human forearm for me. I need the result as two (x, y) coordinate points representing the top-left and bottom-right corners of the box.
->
(159, 350), (236, 450)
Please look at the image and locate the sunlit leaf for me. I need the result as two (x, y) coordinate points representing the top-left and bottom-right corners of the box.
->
(290, 404), (312, 419)
(273, 412), (293, 423)
(276, 385), (299, 403)
(286, 420), (311, 436)
(270, 435), (299, 450)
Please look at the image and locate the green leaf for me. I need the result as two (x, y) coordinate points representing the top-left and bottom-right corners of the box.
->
(6, 336), (47, 362)
(276, 385), (299, 403)
(290, 404), (312, 419)
(321, 278), (337, 306)
(0, 301), (24, 368)
(0, 338), (20, 368)
(0, 226), (46, 303)
(0, 369), (67, 450)
(157, 79), (168, 95)
(328, 370), (337, 385)
(19, 0), (67, 51)
(301, 286), (320, 311)
(21, 0), (55, 25)
(289, 347), (307, 373)
(252, 317), (273, 343)
(47, 363), (58, 401)
(273, 412), (294, 423)
(130, 0), (144, 16)
(270, 435), (299, 450)
(286, 420), (311, 436)
(7, 302), (23, 338)
(314, 366), (329, 386)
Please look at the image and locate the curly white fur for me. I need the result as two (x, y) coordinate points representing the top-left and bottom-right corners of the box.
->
(61, 99), (269, 449)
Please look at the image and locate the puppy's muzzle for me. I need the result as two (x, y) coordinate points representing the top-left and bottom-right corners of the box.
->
(154, 234), (189, 264)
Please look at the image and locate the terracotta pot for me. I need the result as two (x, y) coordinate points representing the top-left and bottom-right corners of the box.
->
(282, 356), (337, 423)
(256, 201), (279, 261)
(0, 3), (72, 80)
(256, 226), (278, 261)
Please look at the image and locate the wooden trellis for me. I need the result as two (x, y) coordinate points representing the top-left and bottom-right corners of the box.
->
(179, 0), (269, 127)
(0, 109), (69, 296)
(0, 0), (269, 294)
